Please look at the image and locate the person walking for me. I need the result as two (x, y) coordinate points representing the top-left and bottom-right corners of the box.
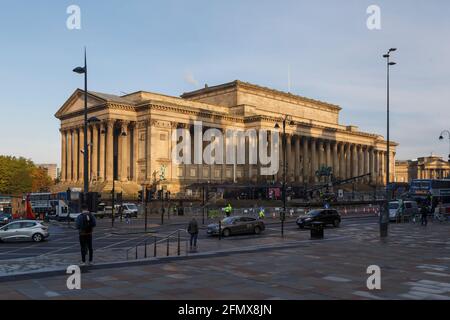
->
(420, 204), (428, 226)
(76, 205), (97, 265)
(224, 203), (232, 217)
(187, 217), (199, 251)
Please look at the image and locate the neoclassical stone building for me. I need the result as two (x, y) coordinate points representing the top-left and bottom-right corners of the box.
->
(396, 155), (450, 183)
(55, 80), (396, 196)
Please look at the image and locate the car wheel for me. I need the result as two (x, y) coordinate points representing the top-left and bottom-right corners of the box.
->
(333, 219), (340, 228)
(222, 228), (231, 237)
(254, 226), (261, 235)
(32, 233), (43, 242)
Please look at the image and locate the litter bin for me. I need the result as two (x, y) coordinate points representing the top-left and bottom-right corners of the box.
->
(310, 222), (324, 240)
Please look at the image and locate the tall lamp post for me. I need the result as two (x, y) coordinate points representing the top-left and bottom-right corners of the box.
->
(73, 48), (100, 207)
(380, 48), (397, 238)
(275, 116), (295, 237)
(439, 130), (450, 164)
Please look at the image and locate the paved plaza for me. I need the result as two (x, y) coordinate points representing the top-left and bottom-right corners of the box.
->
(0, 219), (449, 300)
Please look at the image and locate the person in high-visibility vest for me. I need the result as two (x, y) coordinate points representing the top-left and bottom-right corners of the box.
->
(224, 204), (232, 217)
(258, 208), (265, 220)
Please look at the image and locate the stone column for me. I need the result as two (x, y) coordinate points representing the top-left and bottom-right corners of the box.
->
(318, 140), (324, 169)
(99, 123), (106, 181)
(311, 138), (317, 183)
(357, 145), (364, 177)
(133, 123), (139, 182)
(78, 127), (84, 182)
(332, 142), (338, 178)
(87, 126), (92, 181)
(92, 124), (99, 181)
(380, 151), (386, 185)
(67, 129), (73, 182)
(73, 128), (79, 182)
(351, 144), (357, 178)
(61, 130), (67, 182)
(302, 137), (309, 183)
(344, 144), (350, 179)
(105, 120), (114, 181)
(286, 134), (293, 182)
(326, 141), (332, 168)
(278, 131), (284, 181)
(121, 122), (129, 181)
(339, 143), (345, 179)
(294, 135), (300, 182)
(369, 148), (375, 184)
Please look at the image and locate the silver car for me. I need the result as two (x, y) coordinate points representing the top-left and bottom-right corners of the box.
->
(0, 220), (49, 242)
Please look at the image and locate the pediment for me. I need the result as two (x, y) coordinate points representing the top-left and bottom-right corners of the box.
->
(55, 89), (107, 119)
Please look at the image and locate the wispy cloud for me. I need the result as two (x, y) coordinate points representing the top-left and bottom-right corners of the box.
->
(184, 71), (199, 87)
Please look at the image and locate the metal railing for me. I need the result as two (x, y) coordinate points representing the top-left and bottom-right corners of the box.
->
(126, 229), (190, 260)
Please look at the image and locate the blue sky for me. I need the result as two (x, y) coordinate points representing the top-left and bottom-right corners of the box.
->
(0, 0), (449, 165)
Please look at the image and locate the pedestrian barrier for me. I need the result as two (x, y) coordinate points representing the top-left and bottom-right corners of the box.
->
(126, 229), (190, 260)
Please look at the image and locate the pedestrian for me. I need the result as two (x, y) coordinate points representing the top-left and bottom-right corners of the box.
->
(420, 204), (428, 226)
(125, 211), (131, 224)
(187, 217), (199, 251)
(258, 207), (265, 220)
(224, 203), (232, 217)
(76, 204), (97, 265)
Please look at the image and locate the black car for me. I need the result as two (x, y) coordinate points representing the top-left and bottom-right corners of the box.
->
(296, 209), (341, 229)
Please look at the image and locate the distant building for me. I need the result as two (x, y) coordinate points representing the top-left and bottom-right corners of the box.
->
(395, 156), (450, 183)
(37, 164), (58, 181)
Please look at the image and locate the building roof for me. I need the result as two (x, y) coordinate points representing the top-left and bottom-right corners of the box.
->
(181, 80), (342, 111)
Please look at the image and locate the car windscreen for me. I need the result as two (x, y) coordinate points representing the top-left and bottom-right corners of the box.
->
(307, 210), (322, 217)
(127, 204), (138, 210)
(222, 217), (236, 225)
(389, 203), (399, 209)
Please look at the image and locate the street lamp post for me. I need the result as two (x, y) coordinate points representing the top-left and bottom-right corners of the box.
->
(439, 130), (450, 163)
(73, 48), (89, 197)
(275, 116), (295, 237)
(381, 48), (397, 238)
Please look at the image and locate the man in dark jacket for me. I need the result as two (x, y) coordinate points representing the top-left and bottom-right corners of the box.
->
(187, 218), (199, 251)
(76, 205), (97, 265)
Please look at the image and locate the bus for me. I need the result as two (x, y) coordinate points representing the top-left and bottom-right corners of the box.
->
(409, 179), (450, 209)
(28, 189), (83, 220)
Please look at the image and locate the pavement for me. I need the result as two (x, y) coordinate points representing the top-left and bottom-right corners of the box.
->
(0, 214), (376, 278)
(0, 218), (449, 299)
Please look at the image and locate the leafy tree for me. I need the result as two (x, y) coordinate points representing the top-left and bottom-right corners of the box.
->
(0, 156), (53, 195)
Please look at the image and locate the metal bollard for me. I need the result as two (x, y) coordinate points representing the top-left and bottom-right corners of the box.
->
(144, 243), (147, 258)
(154, 237), (157, 257)
(218, 219), (222, 240)
(167, 237), (170, 256)
(177, 231), (180, 256)
(135, 246), (138, 260)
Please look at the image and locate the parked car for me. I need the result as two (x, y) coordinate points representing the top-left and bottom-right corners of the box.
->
(296, 209), (341, 229)
(0, 213), (12, 226)
(389, 200), (419, 221)
(207, 216), (265, 237)
(0, 220), (49, 242)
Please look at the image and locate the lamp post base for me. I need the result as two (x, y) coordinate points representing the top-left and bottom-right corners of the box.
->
(380, 222), (388, 238)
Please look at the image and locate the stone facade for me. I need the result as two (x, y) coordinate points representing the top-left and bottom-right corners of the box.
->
(55, 80), (396, 196)
(395, 156), (450, 183)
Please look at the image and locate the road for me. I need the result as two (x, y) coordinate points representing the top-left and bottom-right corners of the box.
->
(0, 216), (377, 261)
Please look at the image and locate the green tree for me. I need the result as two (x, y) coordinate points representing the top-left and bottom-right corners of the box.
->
(0, 156), (53, 195)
